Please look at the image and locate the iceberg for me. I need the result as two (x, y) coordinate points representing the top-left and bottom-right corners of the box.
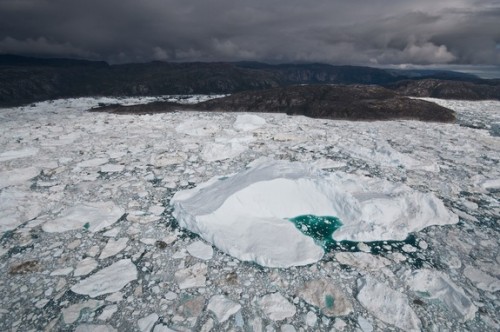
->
(171, 159), (457, 267)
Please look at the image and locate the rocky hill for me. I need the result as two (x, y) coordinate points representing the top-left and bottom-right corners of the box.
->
(93, 85), (456, 122)
(389, 79), (500, 100)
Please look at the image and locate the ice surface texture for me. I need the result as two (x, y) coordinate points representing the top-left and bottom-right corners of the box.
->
(172, 159), (457, 267)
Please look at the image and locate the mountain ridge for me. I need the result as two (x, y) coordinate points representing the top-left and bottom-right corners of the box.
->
(1, 54), (499, 107)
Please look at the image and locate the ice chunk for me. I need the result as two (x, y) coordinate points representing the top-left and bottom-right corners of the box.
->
(62, 300), (103, 324)
(335, 252), (391, 271)
(357, 276), (421, 331)
(73, 257), (97, 277)
(76, 158), (109, 168)
(176, 119), (220, 136)
(258, 293), (296, 321)
(201, 142), (247, 162)
(207, 295), (241, 323)
(138, 313), (159, 332)
(42, 202), (124, 233)
(0, 148), (39, 162)
(297, 279), (352, 317)
(0, 188), (42, 233)
(478, 178), (500, 192)
(0, 167), (39, 189)
(74, 325), (117, 332)
(172, 160), (457, 267)
(174, 263), (207, 289)
(463, 266), (500, 293)
(233, 114), (266, 131)
(328, 172), (458, 242)
(343, 140), (439, 172)
(99, 238), (128, 259)
(71, 259), (137, 297)
(186, 241), (213, 260)
(100, 164), (125, 173)
(405, 269), (477, 321)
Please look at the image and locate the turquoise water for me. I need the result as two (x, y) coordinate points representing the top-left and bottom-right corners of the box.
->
(288, 215), (343, 250)
(288, 214), (423, 266)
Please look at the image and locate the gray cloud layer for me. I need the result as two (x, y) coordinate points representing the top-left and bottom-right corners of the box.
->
(0, 0), (499, 65)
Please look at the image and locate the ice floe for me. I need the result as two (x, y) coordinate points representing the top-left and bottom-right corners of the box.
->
(42, 201), (124, 233)
(186, 241), (214, 260)
(335, 252), (392, 271)
(0, 188), (43, 233)
(233, 114), (266, 131)
(0, 167), (39, 189)
(0, 148), (39, 162)
(297, 279), (353, 317)
(258, 293), (296, 321)
(463, 265), (500, 293)
(71, 259), (137, 297)
(207, 295), (241, 323)
(404, 269), (477, 321)
(357, 276), (421, 331)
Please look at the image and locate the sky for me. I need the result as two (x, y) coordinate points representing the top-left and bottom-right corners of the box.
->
(0, 0), (499, 67)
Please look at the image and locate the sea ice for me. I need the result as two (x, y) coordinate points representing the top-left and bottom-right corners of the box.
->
(174, 263), (207, 289)
(42, 201), (124, 233)
(0, 188), (42, 233)
(0, 148), (39, 162)
(76, 158), (109, 168)
(297, 279), (353, 317)
(258, 293), (296, 321)
(62, 300), (103, 324)
(0, 167), (39, 189)
(186, 241), (214, 260)
(74, 324), (117, 332)
(207, 295), (241, 323)
(73, 259), (97, 277)
(335, 252), (391, 271)
(99, 238), (128, 259)
(201, 141), (247, 162)
(172, 159), (457, 267)
(405, 269), (477, 321)
(71, 259), (137, 297)
(138, 313), (159, 332)
(176, 119), (220, 136)
(463, 265), (500, 293)
(233, 114), (266, 131)
(357, 276), (421, 331)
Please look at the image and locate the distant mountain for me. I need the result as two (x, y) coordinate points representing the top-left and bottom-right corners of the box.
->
(91, 84), (456, 123)
(389, 79), (500, 100)
(0, 54), (498, 107)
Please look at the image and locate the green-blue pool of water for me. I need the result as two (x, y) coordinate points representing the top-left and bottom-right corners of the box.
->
(288, 214), (423, 267)
(288, 215), (343, 250)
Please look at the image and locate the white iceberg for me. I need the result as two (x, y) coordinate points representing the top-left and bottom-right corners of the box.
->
(171, 159), (457, 267)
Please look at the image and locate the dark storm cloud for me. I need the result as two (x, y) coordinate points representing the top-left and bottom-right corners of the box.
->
(0, 0), (498, 65)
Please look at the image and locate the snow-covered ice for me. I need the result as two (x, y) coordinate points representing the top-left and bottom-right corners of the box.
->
(357, 276), (421, 331)
(186, 240), (214, 260)
(71, 259), (137, 297)
(207, 295), (242, 323)
(42, 201), (124, 233)
(405, 269), (477, 321)
(233, 114), (266, 131)
(258, 293), (297, 321)
(172, 159), (457, 267)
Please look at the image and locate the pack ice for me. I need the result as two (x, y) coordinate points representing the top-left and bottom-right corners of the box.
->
(172, 159), (458, 267)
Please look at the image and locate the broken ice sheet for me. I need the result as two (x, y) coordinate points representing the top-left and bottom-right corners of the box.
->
(42, 201), (124, 233)
(404, 269), (477, 321)
(71, 259), (137, 297)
